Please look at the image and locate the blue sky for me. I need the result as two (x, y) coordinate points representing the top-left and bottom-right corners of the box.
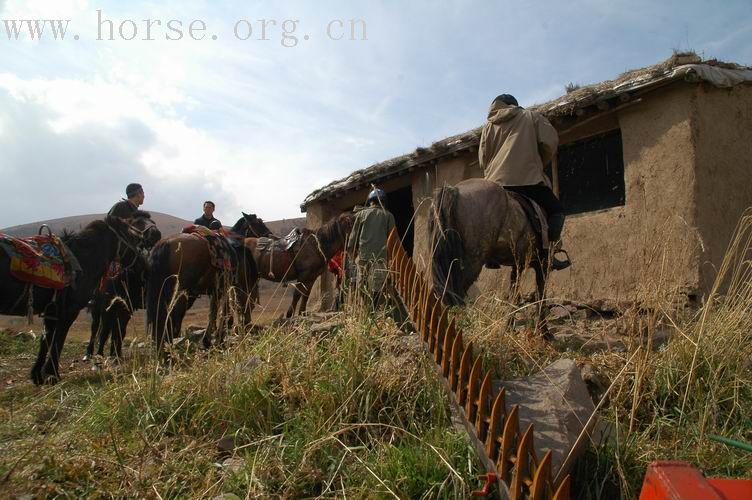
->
(1, 0), (750, 227)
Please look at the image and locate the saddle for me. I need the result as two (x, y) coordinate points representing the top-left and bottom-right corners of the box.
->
(507, 191), (549, 249)
(182, 225), (235, 271)
(255, 227), (302, 254)
(0, 231), (81, 288)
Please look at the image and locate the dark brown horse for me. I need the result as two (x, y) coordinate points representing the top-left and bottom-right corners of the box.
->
(429, 178), (552, 333)
(230, 212), (274, 238)
(84, 214), (162, 361)
(244, 212), (354, 317)
(145, 215), (260, 353)
(0, 215), (149, 384)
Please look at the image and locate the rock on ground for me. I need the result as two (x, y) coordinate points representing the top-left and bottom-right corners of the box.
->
(494, 358), (603, 478)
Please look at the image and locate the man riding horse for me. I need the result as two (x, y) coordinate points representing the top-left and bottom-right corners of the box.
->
(109, 183), (145, 219)
(478, 94), (571, 270)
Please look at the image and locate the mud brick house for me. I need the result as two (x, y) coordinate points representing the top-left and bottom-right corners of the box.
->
(302, 54), (752, 309)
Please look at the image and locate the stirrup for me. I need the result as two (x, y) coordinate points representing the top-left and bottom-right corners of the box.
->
(551, 249), (571, 271)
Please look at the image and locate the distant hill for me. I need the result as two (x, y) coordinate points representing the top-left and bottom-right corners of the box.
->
(0, 212), (192, 238)
(0, 213), (308, 238)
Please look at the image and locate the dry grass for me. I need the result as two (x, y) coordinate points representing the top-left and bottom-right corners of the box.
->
(0, 299), (481, 498)
(2, 214), (752, 498)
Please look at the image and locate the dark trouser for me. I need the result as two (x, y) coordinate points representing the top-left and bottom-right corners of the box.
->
(506, 183), (565, 242)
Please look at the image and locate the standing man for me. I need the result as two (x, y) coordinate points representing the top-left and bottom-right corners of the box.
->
(478, 94), (571, 270)
(194, 201), (222, 229)
(347, 188), (396, 308)
(108, 183), (144, 218)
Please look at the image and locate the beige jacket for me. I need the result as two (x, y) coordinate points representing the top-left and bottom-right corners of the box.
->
(478, 101), (558, 187)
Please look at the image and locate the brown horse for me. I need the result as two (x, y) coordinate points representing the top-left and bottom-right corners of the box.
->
(244, 212), (354, 317)
(0, 215), (151, 384)
(429, 178), (552, 334)
(145, 216), (260, 353)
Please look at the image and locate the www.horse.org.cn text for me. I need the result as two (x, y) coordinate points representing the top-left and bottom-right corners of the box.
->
(0, 10), (368, 47)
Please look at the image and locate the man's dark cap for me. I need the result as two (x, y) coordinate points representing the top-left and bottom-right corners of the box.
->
(126, 183), (143, 197)
(493, 94), (518, 106)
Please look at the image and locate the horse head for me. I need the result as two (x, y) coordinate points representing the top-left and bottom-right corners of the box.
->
(104, 214), (145, 249)
(130, 211), (162, 249)
(232, 212), (274, 238)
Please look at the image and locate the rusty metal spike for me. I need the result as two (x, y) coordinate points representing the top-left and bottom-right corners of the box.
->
(400, 254), (409, 297)
(456, 341), (473, 406)
(425, 289), (437, 351)
(475, 371), (493, 442)
(413, 278), (424, 328)
(530, 450), (553, 500)
(510, 425), (535, 499)
(449, 330), (464, 391)
(498, 405), (519, 483)
(465, 357), (483, 425)
(396, 250), (406, 294)
(422, 287), (432, 347)
(409, 268), (420, 312)
(441, 322), (455, 377)
(419, 286), (430, 343)
(486, 388), (507, 460)
(430, 299), (443, 364)
(552, 475), (571, 500)
(386, 229), (398, 259)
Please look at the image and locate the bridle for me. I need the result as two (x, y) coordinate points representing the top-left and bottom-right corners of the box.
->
(106, 219), (146, 263)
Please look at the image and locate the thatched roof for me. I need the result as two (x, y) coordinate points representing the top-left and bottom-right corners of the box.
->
(302, 53), (752, 210)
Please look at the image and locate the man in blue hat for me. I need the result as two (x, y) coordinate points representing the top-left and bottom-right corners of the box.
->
(347, 187), (396, 308)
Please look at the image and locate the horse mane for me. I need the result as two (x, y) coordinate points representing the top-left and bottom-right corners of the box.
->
(132, 210), (152, 219)
(315, 213), (353, 252)
(61, 219), (109, 244)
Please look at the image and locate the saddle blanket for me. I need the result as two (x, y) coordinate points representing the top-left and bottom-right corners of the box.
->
(182, 225), (234, 271)
(0, 233), (78, 289)
(507, 192), (550, 249)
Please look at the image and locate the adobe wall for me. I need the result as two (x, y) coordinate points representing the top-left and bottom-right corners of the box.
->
(692, 83), (752, 296)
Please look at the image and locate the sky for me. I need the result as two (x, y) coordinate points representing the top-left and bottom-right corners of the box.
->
(0, 0), (750, 228)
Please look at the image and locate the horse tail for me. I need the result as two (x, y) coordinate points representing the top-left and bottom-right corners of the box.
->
(428, 185), (465, 305)
(145, 242), (173, 346)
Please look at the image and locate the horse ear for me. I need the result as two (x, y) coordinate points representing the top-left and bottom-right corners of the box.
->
(242, 211), (249, 217)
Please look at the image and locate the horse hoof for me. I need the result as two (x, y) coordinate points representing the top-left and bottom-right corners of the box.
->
(30, 369), (44, 386)
(34, 372), (59, 385)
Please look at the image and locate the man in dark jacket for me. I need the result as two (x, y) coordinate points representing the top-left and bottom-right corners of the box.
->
(194, 201), (222, 229)
(108, 183), (144, 219)
(478, 94), (570, 270)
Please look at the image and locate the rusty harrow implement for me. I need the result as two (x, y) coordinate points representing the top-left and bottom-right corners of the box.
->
(386, 229), (570, 499)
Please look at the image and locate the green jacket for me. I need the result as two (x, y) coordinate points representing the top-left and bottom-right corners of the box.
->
(348, 206), (396, 262)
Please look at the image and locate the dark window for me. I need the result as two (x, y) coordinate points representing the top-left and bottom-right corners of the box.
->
(387, 186), (414, 256)
(555, 129), (625, 215)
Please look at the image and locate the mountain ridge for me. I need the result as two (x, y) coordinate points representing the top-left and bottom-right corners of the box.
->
(0, 212), (307, 238)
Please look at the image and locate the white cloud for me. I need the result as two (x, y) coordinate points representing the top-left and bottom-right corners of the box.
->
(1, 0), (751, 230)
